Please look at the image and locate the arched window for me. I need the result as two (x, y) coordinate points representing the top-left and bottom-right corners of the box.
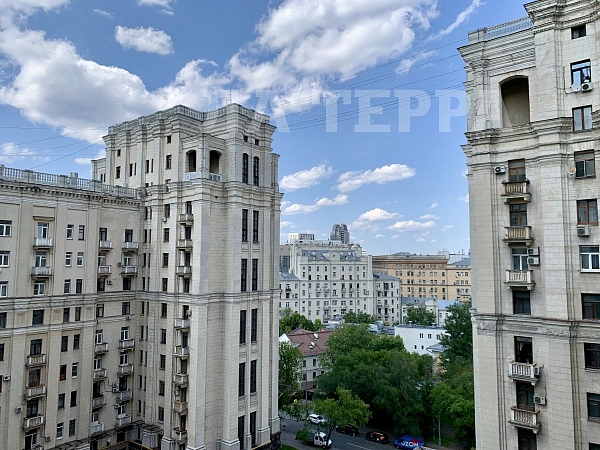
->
(253, 156), (259, 186)
(501, 77), (530, 127)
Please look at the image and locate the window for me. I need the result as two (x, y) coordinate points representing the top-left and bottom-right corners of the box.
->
(252, 211), (259, 242)
(242, 153), (249, 184)
(69, 419), (76, 436)
(575, 150), (596, 178)
(508, 159), (526, 183)
(0, 220), (11, 237)
(65, 252), (72, 266)
(0, 343), (4, 361)
(61, 336), (68, 352)
(162, 253), (169, 267)
(513, 291), (531, 315)
(0, 312), (5, 328)
(250, 411), (257, 447)
(57, 393), (66, 409)
(62, 307), (70, 322)
(123, 277), (131, 291)
(30, 339), (42, 355)
(35, 251), (47, 268)
(166, 154), (172, 169)
(518, 429), (537, 450)
(250, 359), (257, 393)
(238, 362), (245, 396)
(72, 362), (78, 378)
(159, 380), (165, 396)
(158, 406), (165, 422)
(32, 310), (44, 325)
(75, 307), (81, 321)
(73, 334), (80, 349)
(509, 203), (527, 227)
(251, 259), (258, 291)
(63, 279), (71, 294)
(0, 282), (7, 298)
(585, 343), (600, 369)
(574, 106), (593, 131)
(145, 160), (150, 173)
(581, 246), (600, 271)
(591, 445), (600, 450)
(121, 326), (130, 340)
(589, 393), (600, 419)
(186, 201), (193, 214)
(57, 423), (64, 439)
(578, 200), (598, 225)
(253, 156), (259, 186)
(515, 336), (533, 364)
(240, 310), (247, 344)
(76, 279), (82, 294)
(162, 278), (168, 292)
(160, 329), (167, 344)
(238, 416), (245, 450)
(122, 302), (131, 315)
(516, 381), (535, 411)
(251, 308), (258, 342)
(77, 252), (84, 266)
(116, 166), (121, 179)
(161, 303), (168, 318)
(163, 228), (170, 242)
(241, 259), (247, 292)
(572, 24), (587, 39)
(37, 222), (49, 239)
(0, 251), (8, 267)
(160, 354), (166, 370)
(242, 209), (248, 242)
(59, 364), (67, 381)
(99, 227), (108, 242)
(96, 304), (104, 318)
(572, 60), (592, 84)
(512, 248), (529, 271)
(583, 294), (600, 319)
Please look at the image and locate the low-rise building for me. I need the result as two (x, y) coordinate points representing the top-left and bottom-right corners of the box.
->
(392, 325), (446, 357)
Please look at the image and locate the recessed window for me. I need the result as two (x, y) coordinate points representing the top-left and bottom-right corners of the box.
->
(588, 393), (600, 419)
(166, 135), (172, 144)
(583, 294), (600, 319)
(578, 200), (598, 225)
(585, 343), (600, 369)
(510, 203), (528, 227)
(572, 24), (587, 39)
(575, 150), (596, 178)
(32, 310), (44, 325)
(572, 60), (592, 84)
(116, 166), (121, 179)
(574, 106), (593, 131)
(0, 220), (11, 237)
(78, 225), (85, 240)
(580, 245), (600, 271)
(77, 252), (84, 266)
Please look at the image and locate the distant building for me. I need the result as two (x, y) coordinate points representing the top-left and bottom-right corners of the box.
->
(330, 223), (350, 244)
(393, 324), (446, 357)
(400, 297), (460, 327)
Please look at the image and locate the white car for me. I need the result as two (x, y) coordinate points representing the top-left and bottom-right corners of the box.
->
(308, 414), (326, 425)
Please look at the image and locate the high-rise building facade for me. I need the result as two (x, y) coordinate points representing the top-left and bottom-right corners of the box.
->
(329, 224), (349, 244)
(0, 103), (282, 450)
(461, 2), (600, 448)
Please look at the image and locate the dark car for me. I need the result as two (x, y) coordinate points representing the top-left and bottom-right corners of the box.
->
(366, 431), (389, 444)
(393, 435), (424, 449)
(336, 424), (359, 436)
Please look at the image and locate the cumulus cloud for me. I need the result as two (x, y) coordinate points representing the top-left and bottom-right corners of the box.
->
(375, 234), (385, 238)
(0, 142), (49, 164)
(351, 208), (400, 230)
(282, 194), (348, 215)
(137, 0), (174, 8)
(428, 202), (438, 209)
(280, 164), (333, 192)
(115, 26), (174, 55)
(93, 9), (113, 18)
(388, 220), (435, 232)
(420, 214), (439, 220)
(441, 225), (454, 232)
(415, 237), (426, 243)
(460, 195), (469, 203)
(280, 221), (294, 229)
(336, 164), (415, 193)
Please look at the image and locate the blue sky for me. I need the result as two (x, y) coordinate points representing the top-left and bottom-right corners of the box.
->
(0, 0), (528, 255)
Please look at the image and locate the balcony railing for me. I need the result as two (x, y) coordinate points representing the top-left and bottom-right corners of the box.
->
(93, 368), (107, 381)
(118, 364), (134, 375)
(119, 338), (135, 350)
(115, 414), (132, 428)
(184, 172), (197, 181)
(33, 237), (53, 248)
(98, 265), (112, 275)
(501, 180), (531, 203)
(122, 241), (139, 250)
(174, 346), (189, 358)
(176, 266), (192, 276)
(505, 270), (534, 290)
(95, 342), (109, 353)
(121, 265), (138, 275)
(99, 240), (113, 249)
(209, 173), (222, 182)
(117, 389), (133, 401)
(173, 373), (189, 386)
(23, 415), (44, 430)
(91, 422), (105, 435)
(482, 16), (533, 41)
(31, 266), (53, 277)
(92, 396), (106, 408)
(509, 362), (540, 385)
(504, 226), (533, 245)
(178, 213), (193, 224)
(172, 428), (188, 442)
(173, 400), (188, 413)
(174, 318), (190, 329)
(27, 354), (46, 367)
(25, 384), (46, 398)
(177, 239), (193, 248)
(509, 407), (541, 433)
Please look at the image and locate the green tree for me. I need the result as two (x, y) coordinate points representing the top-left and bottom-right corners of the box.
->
(439, 302), (473, 364)
(279, 313), (320, 335)
(279, 341), (303, 409)
(405, 306), (437, 326)
(314, 388), (371, 445)
(344, 311), (378, 324)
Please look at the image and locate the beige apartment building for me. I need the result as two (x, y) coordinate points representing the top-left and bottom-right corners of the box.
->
(0, 104), (282, 450)
(461, 1), (600, 449)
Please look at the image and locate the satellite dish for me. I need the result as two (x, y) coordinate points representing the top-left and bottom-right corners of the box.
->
(568, 166), (577, 176)
(571, 83), (582, 93)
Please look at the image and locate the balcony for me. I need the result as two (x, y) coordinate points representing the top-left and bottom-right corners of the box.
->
(174, 346), (189, 359)
(184, 172), (197, 181)
(178, 213), (193, 224)
(173, 373), (189, 386)
(33, 237), (53, 248)
(25, 384), (46, 399)
(177, 239), (193, 249)
(117, 363), (134, 376)
(509, 407), (541, 434)
(172, 428), (188, 442)
(95, 342), (109, 353)
(31, 266), (53, 277)
(121, 265), (138, 275)
(26, 354), (46, 367)
(99, 240), (113, 249)
(505, 270), (535, 290)
(115, 414), (132, 428)
(173, 400), (188, 413)
(119, 338), (135, 350)
(98, 265), (112, 276)
(92, 396), (106, 409)
(508, 362), (540, 385)
(176, 265), (192, 277)
(122, 241), (139, 251)
(23, 415), (44, 430)
(91, 422), (105, 436)
(209, 172), (222, 182)
(174, 318), (190, 330)
(504, 226), (533, 246)
(93, 368), (107, 381)
(117, 389), (133, 402)
(501, 180), (531, 203)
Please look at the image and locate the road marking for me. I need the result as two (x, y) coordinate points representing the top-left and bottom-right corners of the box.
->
(346, 444), (370, 450)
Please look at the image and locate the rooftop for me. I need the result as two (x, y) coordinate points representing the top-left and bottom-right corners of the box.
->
(284, 328), (333, 356)
(467, 16), (533, 44)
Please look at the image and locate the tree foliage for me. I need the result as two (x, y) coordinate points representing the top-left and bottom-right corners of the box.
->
(439, 302), (473, 364)
(343, 311), (378, 324)
(279, 341), (303, 409)
(314, 388), (371, 445)
(279, 312), (321, 336)
(405, 306), (437, 326)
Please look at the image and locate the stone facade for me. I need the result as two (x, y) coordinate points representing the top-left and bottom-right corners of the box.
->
(461, 2), (600, 448)
(0, 103), (282, 450)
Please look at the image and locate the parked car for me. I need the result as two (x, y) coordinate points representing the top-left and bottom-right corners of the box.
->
(393, 435), (425, 449)
(336, 424), (359, 436)
(308, 414), (326, 425)
(366, 431), (389, 444)
(310, 432), (332, 448)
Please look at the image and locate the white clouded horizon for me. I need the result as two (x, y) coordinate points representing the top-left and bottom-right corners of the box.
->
(388, 220), (435, 232)
(115, 26), (174, 55)
(282, 194), (349, 215)
(280, 164), (333, 192)
(337, 164), (415, 193)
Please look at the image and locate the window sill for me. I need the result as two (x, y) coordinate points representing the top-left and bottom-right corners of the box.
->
(581, 270), (600, 273)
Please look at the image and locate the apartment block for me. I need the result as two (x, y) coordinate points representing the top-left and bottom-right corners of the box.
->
(461, 2), (600, 448)
(0, 103), (282, 450)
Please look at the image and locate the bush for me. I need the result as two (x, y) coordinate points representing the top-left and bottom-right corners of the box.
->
(295, 428), (310, 445)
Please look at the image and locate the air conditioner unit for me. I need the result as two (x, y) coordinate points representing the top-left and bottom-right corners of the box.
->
(528, 247), (540, 256)
(116, 262), (122, 267)
(44, 436), (52, 442)
(15, 406), (22, 413)
(571, 83), (582, 93)
(533, 366), (541, 376)
(2, 375), (10, 381)
(528, 257), (540, 266)
(534, 395), (546, 405)
(577, 225), (591, 237)
(582, 82), (593, 92)
(162, 217), (168, 223)
(107, 280), (113, 285)
(494, 166), (506, 174)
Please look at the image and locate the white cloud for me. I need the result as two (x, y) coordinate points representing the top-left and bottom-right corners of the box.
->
(388, 220), (435, 232)
(351, 208), (400, 230)
(115, 26), (174, 55)
(0, 142), (49, 164)
(336, 164), (415, 193)
(93, 9), (113, 18)
(137, 0), (174, 8)
(375, 234), (385, 238)
(460, 195), (469, 203)
(441, 225), (454, 232)
(396, 50), (436, 74)
(391, 235), (400, 239)
(428, 202), (438, 209)
(420, 214), (439, 220)
(282, 194), (348, 215)
(280, 221), (294, 229)
(434, 0), (482, 37)
(280, 164), (333, 192)
(415, 237), (426, 243)
(160, 9), (174, 16)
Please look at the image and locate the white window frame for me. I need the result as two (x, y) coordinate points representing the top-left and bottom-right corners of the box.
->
(0, 220), (11, 237)
(33, 282), (46, 296)
(0, 282), (7, 297)
(72, 362), (78, 378)
(65, 252), (72, 266)
(93, 357), (102, 370)
(581, 245), (600, 272)
(66, 224), (74, 240)
(119, 352), (129, 365)
(76, 252), (84, 267)
(94, 330), (103, 344)
(37, 222), (49, 239)
(0, 251), (8, 267)
(120, 326), (130, 340)
(35, 251), (47, 268)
